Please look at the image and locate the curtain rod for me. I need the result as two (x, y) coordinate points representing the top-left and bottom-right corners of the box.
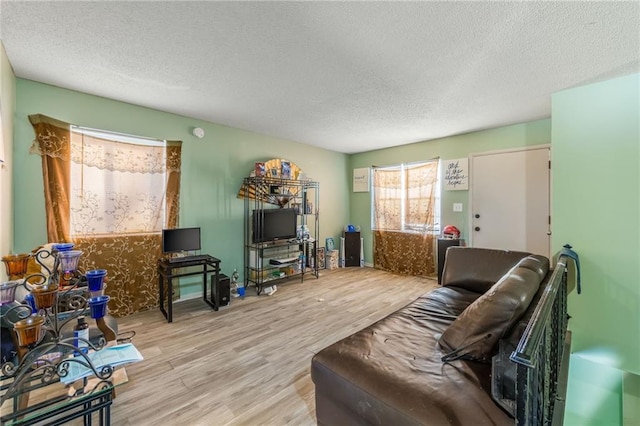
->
(72, 125), (164, 144)
(371, 156), (440, 169)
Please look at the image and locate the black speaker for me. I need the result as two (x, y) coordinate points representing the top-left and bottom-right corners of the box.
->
(437, 239), (461, 284)
(215, 274), (230, 307)
(344, 232), (361, 267)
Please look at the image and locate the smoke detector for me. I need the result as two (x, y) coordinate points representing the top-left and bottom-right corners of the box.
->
(192, 127), (205, 138)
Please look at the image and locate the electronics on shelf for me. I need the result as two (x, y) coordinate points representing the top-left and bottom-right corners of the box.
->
(162, 227), (201, 254)
(269, 257), (300, 265)
(252, 208), (297, 244)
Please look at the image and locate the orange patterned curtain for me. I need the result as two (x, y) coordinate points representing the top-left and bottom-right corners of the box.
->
(28, 114), (72, 242)
(29, 114), (182, 316)
(372, 161), (438, 277)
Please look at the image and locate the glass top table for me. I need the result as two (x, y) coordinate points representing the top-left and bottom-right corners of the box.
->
(0, 367), (128, 425)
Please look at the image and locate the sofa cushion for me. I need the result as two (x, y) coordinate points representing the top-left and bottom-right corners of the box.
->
(438, 255), (549, 362)
(311, 294), (514, 425)
(421, 286), (481, 317)
(441, 247), (531, 293)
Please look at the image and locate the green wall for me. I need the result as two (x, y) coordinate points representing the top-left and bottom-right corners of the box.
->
(0, 42), (16, 281)
(349, 119), (551, 264)
(552, 73), (639, 425)
(552, 73), (639, 375)
(13, 79), (349, 295)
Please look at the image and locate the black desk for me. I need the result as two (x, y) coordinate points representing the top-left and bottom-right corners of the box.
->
(157, 255), (221, 323)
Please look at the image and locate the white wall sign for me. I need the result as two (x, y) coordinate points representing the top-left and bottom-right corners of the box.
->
(353, 167), (370, 192)
(444, 158), (469, 190)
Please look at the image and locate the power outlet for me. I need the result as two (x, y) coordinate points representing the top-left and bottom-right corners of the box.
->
(453, 203), (463, 212)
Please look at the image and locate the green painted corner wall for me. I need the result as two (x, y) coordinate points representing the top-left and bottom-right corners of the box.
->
(552, 73), (639, 426)
(552, 73), (639, 376)
(0, 42), (16, 281)
(348, 119), (551, 265)
(12, 79), (349, 295)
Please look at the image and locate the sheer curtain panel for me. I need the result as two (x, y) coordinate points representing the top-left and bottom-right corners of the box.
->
(29, 114), (182, 316)
(372, 161), (438, 277)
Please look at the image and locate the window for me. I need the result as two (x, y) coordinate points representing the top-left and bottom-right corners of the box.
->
(69, 127), (169, 237)
(371, 159), (440, 276)
(372, 160), (440, 234)
(29, 114), (182, 316)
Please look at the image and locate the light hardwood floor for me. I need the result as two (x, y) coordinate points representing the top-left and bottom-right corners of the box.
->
(110, 267), (437, 425)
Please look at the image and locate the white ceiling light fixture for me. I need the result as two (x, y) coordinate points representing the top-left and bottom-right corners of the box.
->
(192, 127), (205, 139)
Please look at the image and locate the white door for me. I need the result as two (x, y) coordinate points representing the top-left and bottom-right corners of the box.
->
(470, 147), (550, 258)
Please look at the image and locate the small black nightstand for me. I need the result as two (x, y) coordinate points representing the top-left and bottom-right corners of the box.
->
(437, 239), (462, 284)
(344, 232), (361, 267)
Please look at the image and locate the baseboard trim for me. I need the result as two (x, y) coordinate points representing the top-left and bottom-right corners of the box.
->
(177, 292), (202, 303)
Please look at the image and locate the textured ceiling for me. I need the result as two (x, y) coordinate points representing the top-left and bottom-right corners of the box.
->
(1, 1), (638, 154)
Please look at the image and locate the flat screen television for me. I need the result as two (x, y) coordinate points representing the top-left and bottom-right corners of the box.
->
(252, 208), (297, 243)
(162, 227), (201, 253)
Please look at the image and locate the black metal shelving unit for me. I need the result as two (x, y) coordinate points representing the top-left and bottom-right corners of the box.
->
(242, 176), (319, 295)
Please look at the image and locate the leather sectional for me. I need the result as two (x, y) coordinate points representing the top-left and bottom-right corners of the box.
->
(311, 247), (565, 425)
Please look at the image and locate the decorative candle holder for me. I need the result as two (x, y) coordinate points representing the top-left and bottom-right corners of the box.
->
(30, 282), (59, 310)
(86, 269), (107, 292)
(0, 247), (115, 406)
(13, 315), (45, 347)
(52, 242), (74, 252)
(56, 250), (83, 288)
(0, 280), (22, 305)
(88, 295), (110, 319)
(2, 253), (31, 279)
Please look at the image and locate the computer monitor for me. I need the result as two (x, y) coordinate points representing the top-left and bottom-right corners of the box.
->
(162, 227), (201, 253)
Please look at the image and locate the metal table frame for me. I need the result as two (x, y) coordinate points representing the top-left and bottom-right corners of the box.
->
(157, 255), (221, 323)
(0, 378), (115, 426)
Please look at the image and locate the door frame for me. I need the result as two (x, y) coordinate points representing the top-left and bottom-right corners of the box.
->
(468, 144), (551, 254)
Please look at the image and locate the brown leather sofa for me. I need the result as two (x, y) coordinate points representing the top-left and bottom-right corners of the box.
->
(311, 247), (566, 425)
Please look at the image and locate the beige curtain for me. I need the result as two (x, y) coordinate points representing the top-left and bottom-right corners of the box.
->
(29, 114), (182, 316)
(373, 161), (438, 277)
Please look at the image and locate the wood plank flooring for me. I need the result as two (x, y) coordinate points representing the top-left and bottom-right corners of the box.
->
(109, 267), (437, 425)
